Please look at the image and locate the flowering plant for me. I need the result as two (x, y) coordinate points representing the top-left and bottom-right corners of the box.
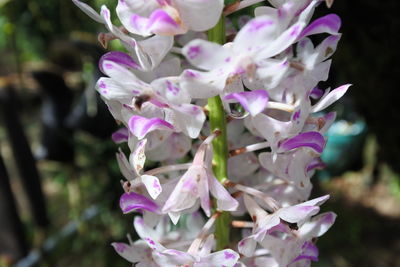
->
(73, 0), (349, 265)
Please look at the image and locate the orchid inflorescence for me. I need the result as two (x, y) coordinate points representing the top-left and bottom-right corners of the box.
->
(73, 0), (349, 266)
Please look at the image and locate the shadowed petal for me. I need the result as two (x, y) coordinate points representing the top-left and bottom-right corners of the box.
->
(299, 14), (341, 39)
(224, 90), (269, 117)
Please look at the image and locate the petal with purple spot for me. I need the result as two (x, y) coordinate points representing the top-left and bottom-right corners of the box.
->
(141, 174), (162, 199)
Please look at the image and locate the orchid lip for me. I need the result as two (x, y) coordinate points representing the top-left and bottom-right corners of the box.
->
(128, 115), (174, 139)
(99, 51), (140, 74)
(119, 192), (159, 214)
(278, 131), (326, 154)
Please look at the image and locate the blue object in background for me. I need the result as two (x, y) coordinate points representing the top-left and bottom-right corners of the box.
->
(320, 119), (367, 178)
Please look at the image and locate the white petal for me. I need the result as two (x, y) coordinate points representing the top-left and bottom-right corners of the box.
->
(243, 195), (269, 225)
(133, 216), (158, 240)
(151, 77), (191, 105)
(130, 139), (147, 176)
(208, 173), (239, 211)
(116, 0), (158, 23)
(197, 249), (239, 267)
(162, 166), (204, 214)
(96, 77), (134, 101)
(199, 170), (211, 217)
(254, 58), (290, 89)
(257, 21), (306, 59)
(146, 133), (191, 161)
(182, 39), (231, 70)
(252, 113), (291, 152)
(315, 34), (341, 63)
(199, 234), (214, 257)
(100, 60), (144, 88)
(168, 212), (181, 225)
(311, 84), (351, 112)
(238, 235), (257, 257)
(72, 0), (104, 23)
(180, 69), (227, 99)
(136, 35), (174, 70)
(234, 15), (277, 52)
(298, 212), (337, 239)
(111, 241), (147, 263)
(170, 104), (206, 138)
(174, 0), (224, 31)
(141, 175), (162, 199)
(116, 149), (135, 180)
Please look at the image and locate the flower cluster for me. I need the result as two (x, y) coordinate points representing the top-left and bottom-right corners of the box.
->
(74, 0), (349, 266)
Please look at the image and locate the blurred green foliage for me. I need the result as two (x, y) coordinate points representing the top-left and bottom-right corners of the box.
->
(0, 0), (115, 61)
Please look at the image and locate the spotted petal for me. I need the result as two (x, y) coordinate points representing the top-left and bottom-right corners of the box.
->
(140, 175), (162, 199)
(197, 249), (240, 267)
(130, 139), (147, 176)
(182, 39), (231, 70)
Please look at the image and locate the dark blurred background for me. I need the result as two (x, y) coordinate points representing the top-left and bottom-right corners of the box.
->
(0, 0), (399, 266)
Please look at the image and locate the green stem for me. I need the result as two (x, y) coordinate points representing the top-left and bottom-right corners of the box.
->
(207, 16), (230, 250)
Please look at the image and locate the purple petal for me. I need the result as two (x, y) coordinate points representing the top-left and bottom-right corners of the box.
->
(292, 241), (319, 263)
(112, 242), (128, 254)
(128, 115), (174, 139)
(119, 192), (159, 214)
(309, 87), (324, 99)
(111, 128), (129, 143)
(278, 131), (326, 153)
(148, 9), (178, 28)
(99, 51), (140, 74)
(224, 90), (269, 116)
(141, 9), (181, 35)
(299, 14), (341, 39)
(306, 157), (326, 172)
(322, 212), (336, 224)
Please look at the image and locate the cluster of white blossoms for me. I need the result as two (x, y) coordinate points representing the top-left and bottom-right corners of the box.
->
(74, 0), (349, 266)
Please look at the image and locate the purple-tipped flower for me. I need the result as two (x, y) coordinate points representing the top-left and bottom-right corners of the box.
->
(74, 0), (347, 265)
